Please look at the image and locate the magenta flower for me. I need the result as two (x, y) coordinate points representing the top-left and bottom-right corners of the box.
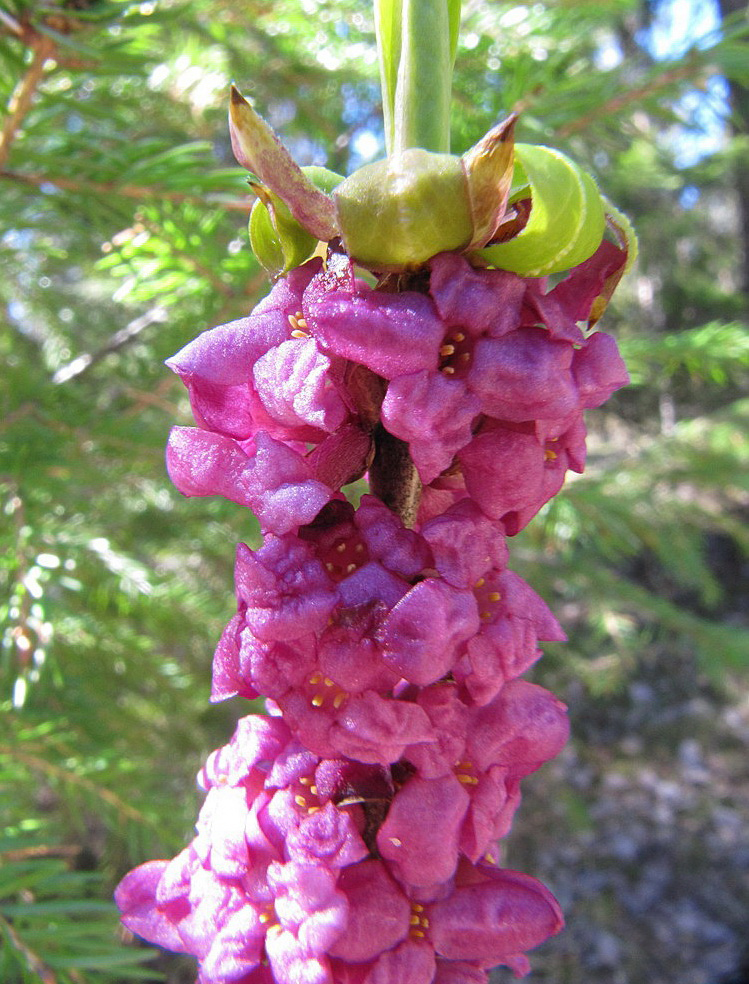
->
(118, 85), (632, 977)
(117, 715), (564, 983)
(166, 257), (375, 496)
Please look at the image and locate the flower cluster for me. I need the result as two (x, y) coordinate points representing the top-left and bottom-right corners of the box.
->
(165, 242), (628, 535)
(117, 236), (629, 981)
(116, 713), (564, 984)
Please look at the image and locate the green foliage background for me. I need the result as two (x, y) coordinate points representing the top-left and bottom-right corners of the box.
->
(0, 0), (747, 981)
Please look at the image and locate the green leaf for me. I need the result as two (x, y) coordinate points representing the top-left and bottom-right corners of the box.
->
(477, 143), (605, 275)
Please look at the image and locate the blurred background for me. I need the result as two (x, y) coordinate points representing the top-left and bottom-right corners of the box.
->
(1, 0), (748, 981)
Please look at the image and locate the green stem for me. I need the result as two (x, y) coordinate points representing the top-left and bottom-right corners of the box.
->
(394, 0), (453, 154)
(375, 0), (460, 155)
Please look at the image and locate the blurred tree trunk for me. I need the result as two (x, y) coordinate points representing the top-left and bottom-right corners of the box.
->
(717, 0), (749, 305)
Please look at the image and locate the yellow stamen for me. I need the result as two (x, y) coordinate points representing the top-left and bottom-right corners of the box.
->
(309, 672), (322, 685)
(336, 542), (347, 553)
(475, 577), (486, 588)
(410, 914), (421, 926)
(488, 592), (501, 603)
(413, 904), (424, 912)
(440, 343), (455, 357)
(442, 366), (455, 375)
(296, 317), (308, 329)
(390, 837), (402, 847)
(411, 929), (426, 938)
(291, 329), (309, 338)
(333, 693), (346, 709)
(310, 784), (318, 796)
(452, 331), (465, 342)
(323, 677), (334, 687)
(311, 694), (324, 707)
(456, 773), (479, 785)
(295, 795), (307, 807)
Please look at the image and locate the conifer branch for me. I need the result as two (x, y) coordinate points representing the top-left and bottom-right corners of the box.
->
(0, 167), (252, 210)
(0, 32), (56, 167)
(556, 62), (702, 137)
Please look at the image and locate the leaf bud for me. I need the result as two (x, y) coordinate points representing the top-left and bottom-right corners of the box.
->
(332, 149), (473, 270)
(476, 144), (606, 277)
(249, 166), (344, 279)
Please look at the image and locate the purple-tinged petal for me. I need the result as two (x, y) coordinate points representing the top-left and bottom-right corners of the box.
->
(382, 372), (480, 483)
(235, 537), (339, 642)
(405, 682), (468, 779)
(459, 769), (521, 862)
(355, 496), (432, 577)
(200, 715), (291, 789)
(382, 580), (479, 686)
(429, 253), (525, 339)
(195, 786), (252, 879)
(428, 868), (563, 967)
(307, 425), (373, 490)
(467, 680), (569, 776)
(469, 329), (578, 422)
(572, 331), (629, 408)
(115, 861), (187, 952)
(329, 692), (435, 765)
(364, 940), (436, 984)
(243, 632), (317, 701)
(433, 959), (487, 984)
(268, 860), (348, 952)
(458, 425), (545, 526)
(166, 262), (320, 438)
(177, 868), (248, 960)
(330, 860), (411, 962)
(253, 338), (348, 434)
(548, 238), (627, 325)
(265, 928), (333, 984)
(200, 904), (266, 983)
(521, 283), (585, 345)
(377, 775), (470, 890)
(211, 613), (253, 703)
(319, 605), (400, 694)
(421, 501), (508, 589)
(338, 563), (411, 611)
(286, 803), (368, 869)
(307, 290), (443, 379)
(167, 428), (331, 533)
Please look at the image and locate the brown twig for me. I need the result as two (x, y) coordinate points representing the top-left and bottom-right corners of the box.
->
(0, 32), (56, 166)
(556, 63), (702, 138)
(0, 912), (58, 984)
(0, 166), (253, 210)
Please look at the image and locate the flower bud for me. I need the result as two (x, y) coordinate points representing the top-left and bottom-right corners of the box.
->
(249, 166), (344, 279)
(333, 149), (473, 270)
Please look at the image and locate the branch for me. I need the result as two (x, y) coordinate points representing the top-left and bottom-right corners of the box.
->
(0, 912), (58, 984)
(0, 32), (56, 166)
(52, 305), (169, 384)
(556, 62), (702, 138)
(0, 166), (252, 210)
